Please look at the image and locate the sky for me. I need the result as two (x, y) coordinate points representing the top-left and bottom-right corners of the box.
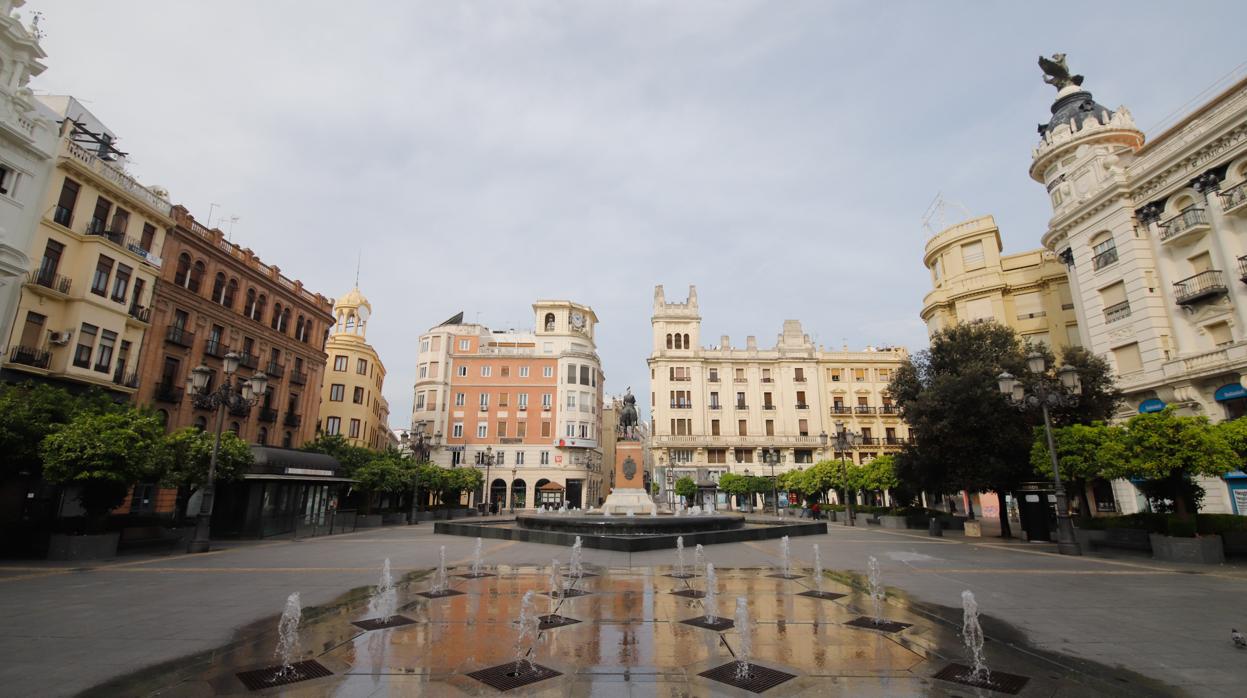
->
(24, 0), (1247, 428)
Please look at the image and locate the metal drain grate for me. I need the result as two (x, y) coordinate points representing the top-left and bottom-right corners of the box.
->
(932, 663), (1030, 695)
(664, 572), (696, 579)
(766, 573), (804, 580)
(681, 616), (735, 632)
(844, 616), (911, 633)
(236, 660), (333, 691)
(537, 614), (582, 630)
(670, 589), (706, 599)
(457, 572), (496, 579)
(467, 661), (562, 691)
(351, 614), (416, 631)
(542, 588), (590, 599)
(797, 590), (845, 601)
(417, 589), (466, 599)
(699, 661), (796, 693)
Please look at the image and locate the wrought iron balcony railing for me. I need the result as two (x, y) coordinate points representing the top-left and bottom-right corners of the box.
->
(1173, 269), (1227, 306)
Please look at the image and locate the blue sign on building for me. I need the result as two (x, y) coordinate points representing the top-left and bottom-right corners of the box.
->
(1214, 383), (1247, 402)
(1137, 398), (1166, 413)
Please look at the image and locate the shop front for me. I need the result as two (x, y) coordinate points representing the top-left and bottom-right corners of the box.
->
(210, 447), (352, 538)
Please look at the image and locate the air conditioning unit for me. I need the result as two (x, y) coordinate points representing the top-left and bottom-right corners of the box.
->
(49, 331), (72, 345)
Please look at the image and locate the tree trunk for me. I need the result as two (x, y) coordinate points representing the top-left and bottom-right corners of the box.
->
(963, 488), (976, 521)
(1074, 478), (1093, 522)
(1172, 472), (1192, 521)
(996, 489), (1012, 539)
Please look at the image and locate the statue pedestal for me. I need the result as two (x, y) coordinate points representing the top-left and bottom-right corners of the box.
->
(601, 441), (658, 515)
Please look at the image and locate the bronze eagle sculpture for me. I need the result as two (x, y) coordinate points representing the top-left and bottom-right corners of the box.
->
(1039, 53), (1084, 90)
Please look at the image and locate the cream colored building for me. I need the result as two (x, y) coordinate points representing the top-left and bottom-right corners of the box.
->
(648, 285), (909, 506)
(320, 287), (392, 450)
(1, 97), (169, 398)
(922, 215), (1079, 349)
(410, 301), (606, 509)
(1032, 65), (1247, 514)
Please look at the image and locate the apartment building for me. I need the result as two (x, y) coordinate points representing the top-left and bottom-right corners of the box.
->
(922, 215), (1079, 349)
(1032, 66), (1247, 513)
(135, 205), (333, 449)
(320, 287), (393, 450)
(647, 285), (909, 506)
(411, 301), (605, 509)
(1, 98), (169, 399)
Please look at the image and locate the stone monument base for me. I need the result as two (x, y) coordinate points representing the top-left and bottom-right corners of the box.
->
(600, 488), (658, 515)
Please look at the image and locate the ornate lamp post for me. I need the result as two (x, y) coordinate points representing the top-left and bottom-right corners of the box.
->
(997, 352), (1082, 555)
(185, 352), (267, 553)
(833, 420), (861, 526)
(481, 445), (495, 513)
(763, 447), (780, 517)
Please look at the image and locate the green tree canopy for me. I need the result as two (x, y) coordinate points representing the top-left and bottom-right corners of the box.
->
(353, 450), (417, 513)
(0, 382), (122, 480)
(855, 455), (900, 493)
(301, 433), (374, 477)
(1118, 408), (1236, 519)
(41, 409), (166, 530)
(154, 427), (254, 495)
(674, 476), (697, 500)
(1030, 422), (1125, 520)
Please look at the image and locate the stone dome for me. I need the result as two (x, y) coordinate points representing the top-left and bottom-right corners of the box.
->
(1039, 88), (1114, 137)
(334, 287), (371, 313)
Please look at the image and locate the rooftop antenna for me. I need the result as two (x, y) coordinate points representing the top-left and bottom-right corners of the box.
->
(355, 250), (361, 287)
(921, 193), (972, 237)
(206, 203), (220, 228)
(223, 215), (240, 242)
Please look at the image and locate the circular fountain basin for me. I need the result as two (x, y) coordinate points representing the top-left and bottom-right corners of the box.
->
(517, 513), (745, 536)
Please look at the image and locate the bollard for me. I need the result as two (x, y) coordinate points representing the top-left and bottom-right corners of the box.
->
(928, 517), (944, 537)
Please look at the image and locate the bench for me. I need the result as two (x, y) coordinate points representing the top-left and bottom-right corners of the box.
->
(1088, 527), (1152, 553)
(118, 526), (184, 553)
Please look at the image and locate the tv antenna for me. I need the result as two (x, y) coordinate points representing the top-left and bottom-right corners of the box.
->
(921, 193), (972, 237)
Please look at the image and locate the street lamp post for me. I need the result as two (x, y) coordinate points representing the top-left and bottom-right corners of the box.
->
(185, 352), (267, 553)
(833, 420), (860, 526)
(997, 352), (1083, 556)
(763, 448), (780, 517)
(481, 446), (495, 514)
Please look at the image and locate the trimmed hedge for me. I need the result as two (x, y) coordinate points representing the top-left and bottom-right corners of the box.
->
(1077, 512), (1247, 538)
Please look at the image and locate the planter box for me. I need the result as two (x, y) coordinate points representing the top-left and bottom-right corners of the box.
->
(355, 514), (384, 528)
(878, 515), (908, 529)
(1222, 530), (1247, 558)
(48, 532), (120, 561)
(1150, 533), (1224, 564)
(1073, 528), (1107, 551)
(963, 520), (982, 537)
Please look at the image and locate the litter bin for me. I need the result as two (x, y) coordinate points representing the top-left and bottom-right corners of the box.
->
(928, 517), (944, 537)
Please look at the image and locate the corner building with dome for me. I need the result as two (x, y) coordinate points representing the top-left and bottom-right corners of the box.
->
(319, 287), (394, 450)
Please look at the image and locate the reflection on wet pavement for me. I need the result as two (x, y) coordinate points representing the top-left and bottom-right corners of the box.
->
(91, 565), (1163, 696)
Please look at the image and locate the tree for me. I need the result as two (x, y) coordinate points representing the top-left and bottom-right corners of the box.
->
(1118, 408), (1236, 520)
(0, 382), (121, 481)
(41, 410), (166, 532)
(674, 476), (697, 501)
(155, 428), (254, 508)
(717, 472), (751, 509)
(301, 433), (373, 478)
(353, 451), (415, 514)
(1049, 346), (1123, 426)
(855, 455), (900, 504)
(1030, 422), (1124, 521)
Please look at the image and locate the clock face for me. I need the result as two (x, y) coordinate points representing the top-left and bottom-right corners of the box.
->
(571, 312), (585, 329)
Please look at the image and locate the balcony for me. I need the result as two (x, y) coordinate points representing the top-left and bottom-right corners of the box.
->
(670, 376), (691, 382)
(258, 407), (278, 423)
(884, 436), (911, 447)
(761, 378), (773, 383)
(735, 403), (748, 410)
(709, 404), (721, 410)
(229, 402), (252, 418)
(7, 345), (50, 369)
(879, 405), (901, 416)
(1103, 300), (1132, 324)
(707, 377), (720, 383)
(858, 436), (882, 446)
(266, 361), (285, 378)
(793, 377), (807, 383)
(830, 406), (851, 415)
(1173, 270), (1228, 306)
(203, 339), (229, 359)
(1220, 180), (1247, 216)
(854, 406), (876, 414)
(154, 384), (183, 404)
(1159, 207), (1210, 243)
(290, 369), (308, 386)
(112, 368), (139, 389)
(762, 404), (775, 410)
(284, 412), (302, 427)
(1091, 246), (1118, 270)
(27, 270), (71, 295)
(165, 327), (195, 348)
(669, 401), (692, 409)
(796, 403), (809, 410)
(237, 352), (259, 369)
(127, 305), (151, 324)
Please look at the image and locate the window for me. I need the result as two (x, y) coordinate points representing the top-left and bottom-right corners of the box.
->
(353, 386), (364, 404)
(1207, 321), (1233, 348)
(37, 239), (65, 285)
(761, 368), (771, 382)
(580, 365), (590, 385)
(497, 421), (507, 437)
(325, 416), (341, 435)
(418, 363), (428, 378)
(964, 297), (993, 322)
(515, 451), (525, 465)
(567, 393), (577, 409)
(481, 365), (492, 377)
(708, 448), (726, 464)
(1112, 342), (1143, 375)
(796, 390), (807, 407)
(500, 366), (510, 377)
(140, 223), (156, 252)
(519, 366), (529, 377)
(709, 391), (720, 408)
(452, 423), (464, 438)
(1014, 291), (1043, 320)
(517, 422), (527, 438)
(1101, 282), (1129, 323)
(540, 451), (550, 465)
(455, 392), (465, 406)
(763, 391), (773, 408)
(349, 419), (361, 438)
(211, 273), (226, 304)
(794, 367), (805, 382)
(499, 392), (509, 407)
(518, 393), (528, 410)
(541, 421), (551, 438)
(765, 419), (774, 436)
(711, 419), (720, 436)
(709, 368), (719, 382)
(542, 393), (552, 409)
(496, 451), (505, 465)
(74, 324), (98, 368)
(734, 368), (745, 381)
(932, 256), (943, 282)
(738, 419), (748, 436)
(735, 449), (754, 464)
(567, 364), (577, 383)
(90, 256), (113, 296)
(566, 423), (576, 437)
(110, 207), (130, 235)
(798, 418), (809, 436)
(479, 393), (490, 411)
(53, 177), (79, 227)
(356, 358), (367, 375)
(735, 391), (745, 407)
(961, 239), (985, 268)
(18, 311), (45, 348)
(94, 330), (116, 373)
(543, 366), (553, 378)
(459, 338), (470, 351)
(458, 365), (468, 377)
(1091, 232), (1118, 270)
(333, 355), (348, 371)
(420, 338), (430, 352)
(477, 423), (488, 438)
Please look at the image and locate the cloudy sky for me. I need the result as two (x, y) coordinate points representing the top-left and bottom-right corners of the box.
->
(26, 1), (1246, 426)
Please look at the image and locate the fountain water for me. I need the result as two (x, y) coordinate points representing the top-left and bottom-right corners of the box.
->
(779, 535), (791, 577)
(694, 544), (705, 576)
(513, 590), (538, 674)
(471, 538), (484, 577)
(676, 536), (686, 577)
(961, 590), (990, 683)
(549, 558), (562, 615)
(734, 596), (752, 680)
(704, 563), (718, 622)
(275, 592), (302, 677)
(432, 545), (449, 593)
(368, 559), (397, 623)
(868, 556), (884, 625)
(812, 544), (822, 592)
(569, 536), (583, 580)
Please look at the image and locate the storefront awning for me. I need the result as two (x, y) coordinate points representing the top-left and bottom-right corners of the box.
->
(249, 446), (344, 478)
(241, 473), (356, 483)
(1215, 383), (1247, 402)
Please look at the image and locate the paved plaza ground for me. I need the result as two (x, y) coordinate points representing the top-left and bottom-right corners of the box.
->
(1, 520), (1244, 696)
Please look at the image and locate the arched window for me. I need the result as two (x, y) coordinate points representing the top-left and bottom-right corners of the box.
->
(279, 308), (290, 333)
(544, 313), (556, 331)
(1090, 231), (1117, 270)
(257, 426), (268, 445)
(301, 320), (311, 343)
(666, 334), (673, 349)
(254, 294), (267, 322)
(683, 333), (690, 349)
(223, 279), (238, 308)
(344, 311), (355, 332)
(271, 302), (283, 330)
(211, 273), (226, 303)
(295, 316), (305, 341)
(174, 253), (191, 287)
(244, 289), (256, 317)
(229, 421), (241, 435)
(282, 431), (293, 448)
(189, 261), (205, 293)
(194, 416), (208, 431)
(156, 409), (169, 428)
(674, 334), (683, 349)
